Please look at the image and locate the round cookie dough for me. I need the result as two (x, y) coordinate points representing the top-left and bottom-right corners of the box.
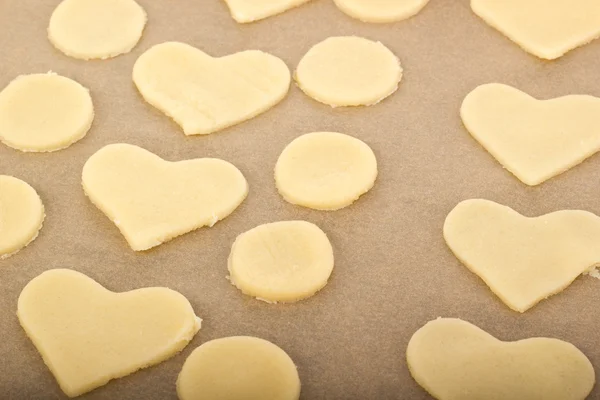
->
(275, 132), (377, 210)
(48, 0), (147, 60)
(177, 336), (301, 400)
(228, 221), (334, 303)
(295, 36), (402, 107)
(334, 0), (430, 23)
(0, 73), (94, 152)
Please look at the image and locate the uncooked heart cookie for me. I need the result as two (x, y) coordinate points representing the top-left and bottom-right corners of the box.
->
(82, 143), (248, 251)
(334, 0), (429, 23)
(444, 199), (600, 312)
(461, 83), (600, 186)
(407, 318), (595, 400)
(223, 0), (312, 23)
(18, 269), (201, 397)
(133, 42), (290, 135)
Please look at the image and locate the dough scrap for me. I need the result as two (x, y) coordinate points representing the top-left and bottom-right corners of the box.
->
(223, 0), (312, 23)
(0, 73), (94, 152)
(295, 36), (402, 107)
(334, 0), (429, 23)
(407, 318), (595, 400)
(228, 221), (334, 303)
(444, 199), (600, 312)
(275, 132), (377, 210)
(48, 0), (147, 60)
(133, 42), (290, 135)
(471, 0), (600, 60)
(0, 176), (45, 259)
(82, 143), (248, 251)
(18, 269), (201, 398)
(177, 336), (300, 400)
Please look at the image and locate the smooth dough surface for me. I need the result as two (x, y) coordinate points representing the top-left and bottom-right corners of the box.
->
(223, 0), (312, 23)
(0, 176), (45, 259)
(48, 0), (147, 60)
(18, 269), (201, 398)
(133, 42), (290, 135)
(444, 199), (600, 312)
(295, 36), (402, 107)
(228, 221), (334, 303)
(407, 318), (595, 400)
(177, 336), (300, 400)
(275, 132), (377, 210)
(471, 0), (600, 59)
(82, 143), (248, 251)
(334, 0), (429, 23)
(0, 73), (94, 152)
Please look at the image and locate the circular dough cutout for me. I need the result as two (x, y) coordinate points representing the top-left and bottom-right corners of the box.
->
(177, 336), (301, 400)
(295, 36), (402, 107)
(334, 0), (430, 23)
(48, 0), (147, 60)
(275, 132), (377, 210)
(228, 221), (334, 303)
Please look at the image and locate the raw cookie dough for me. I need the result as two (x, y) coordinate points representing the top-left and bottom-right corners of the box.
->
(133, 42), (290, 135)
(444, 199), (600, 312)
(223, 0), (312, 23)
(0, 176), (45, 259)
(228, 221), (334, 303)
(177, 336), (300, 400)
(82, 143), (248, 251)
(0, 73), (94, 152)
(48, 0), (147, 60)
(295, 36), (402, 107)
(461, 83), (600, 186)
(334, 0), (429, 23)
(275, 132), (377, 210)
(407, 318), (595, 400)
(18, 269), (201, 398)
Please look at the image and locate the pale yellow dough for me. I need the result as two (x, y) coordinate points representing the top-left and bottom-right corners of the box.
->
(0, 73), (93, 152)
(223, 0), (312, 23)
(177, 336), (300, 400)
(444, 199), (600, 313)
(228, 221), (334, 303)
(334, 0), (429, 23)
(18, 269), (201, 398)
(407, 318), (595, 400)
(133, 42), (290, 135)
(461, 83), (600, 186)
(48, 0), (147, 60)
(82, 143), (248, 251)
(0, 176), (44, 259)
(275, 132), (377, 210)
(295, 36), (402, 107)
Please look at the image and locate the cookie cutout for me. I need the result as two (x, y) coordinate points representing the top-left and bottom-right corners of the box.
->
(223, 0), (312, 23)
(18, 269), (201, 397)
(334, 0), (429, 23)
(295, 36), (402, 107)
(82, 143), (248, 251)
(48, 0), (147, 60)
(275, 132), (377, 210)
(407, 318), (595, 400)
(0, 73), (93, 152)
(133, 42), (290, 135)
(444, 199), (600, 312)
(177, 336), (300, 400)
(228, 221), (334, 303)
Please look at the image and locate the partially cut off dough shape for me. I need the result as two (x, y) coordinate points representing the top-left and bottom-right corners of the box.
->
(461, 83), (600, 186)
(223, 0), (312, 23)
(82, 143), (248, 251)
(0, 73), (93, 152)
(295, 36), (402, 107)
(177, 336), (300, 400)
(0, 176), (45, 259)
(444, 199), (600, 312)
(18, 269), (201, 398)
(48, 0), (147, 60)
(228, 221), (334, 303)
(275, 132), (377, 210)
(471, 0), (600, 60)
(133, 42), (290, 135)
(334, 0), (429, 23)
(407, 318), (595, 400)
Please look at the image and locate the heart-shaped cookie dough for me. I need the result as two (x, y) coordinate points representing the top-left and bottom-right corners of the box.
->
(18, 269), (201, 397)
(334, 0), (429, 23)
(461, 83), (600, 186)
(133, 42), (290, 136)
(407, 318), (595, 400)
(444, 199), (600, 312)
(82, 143), (248, 251)
(223, 0), (312, 23)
